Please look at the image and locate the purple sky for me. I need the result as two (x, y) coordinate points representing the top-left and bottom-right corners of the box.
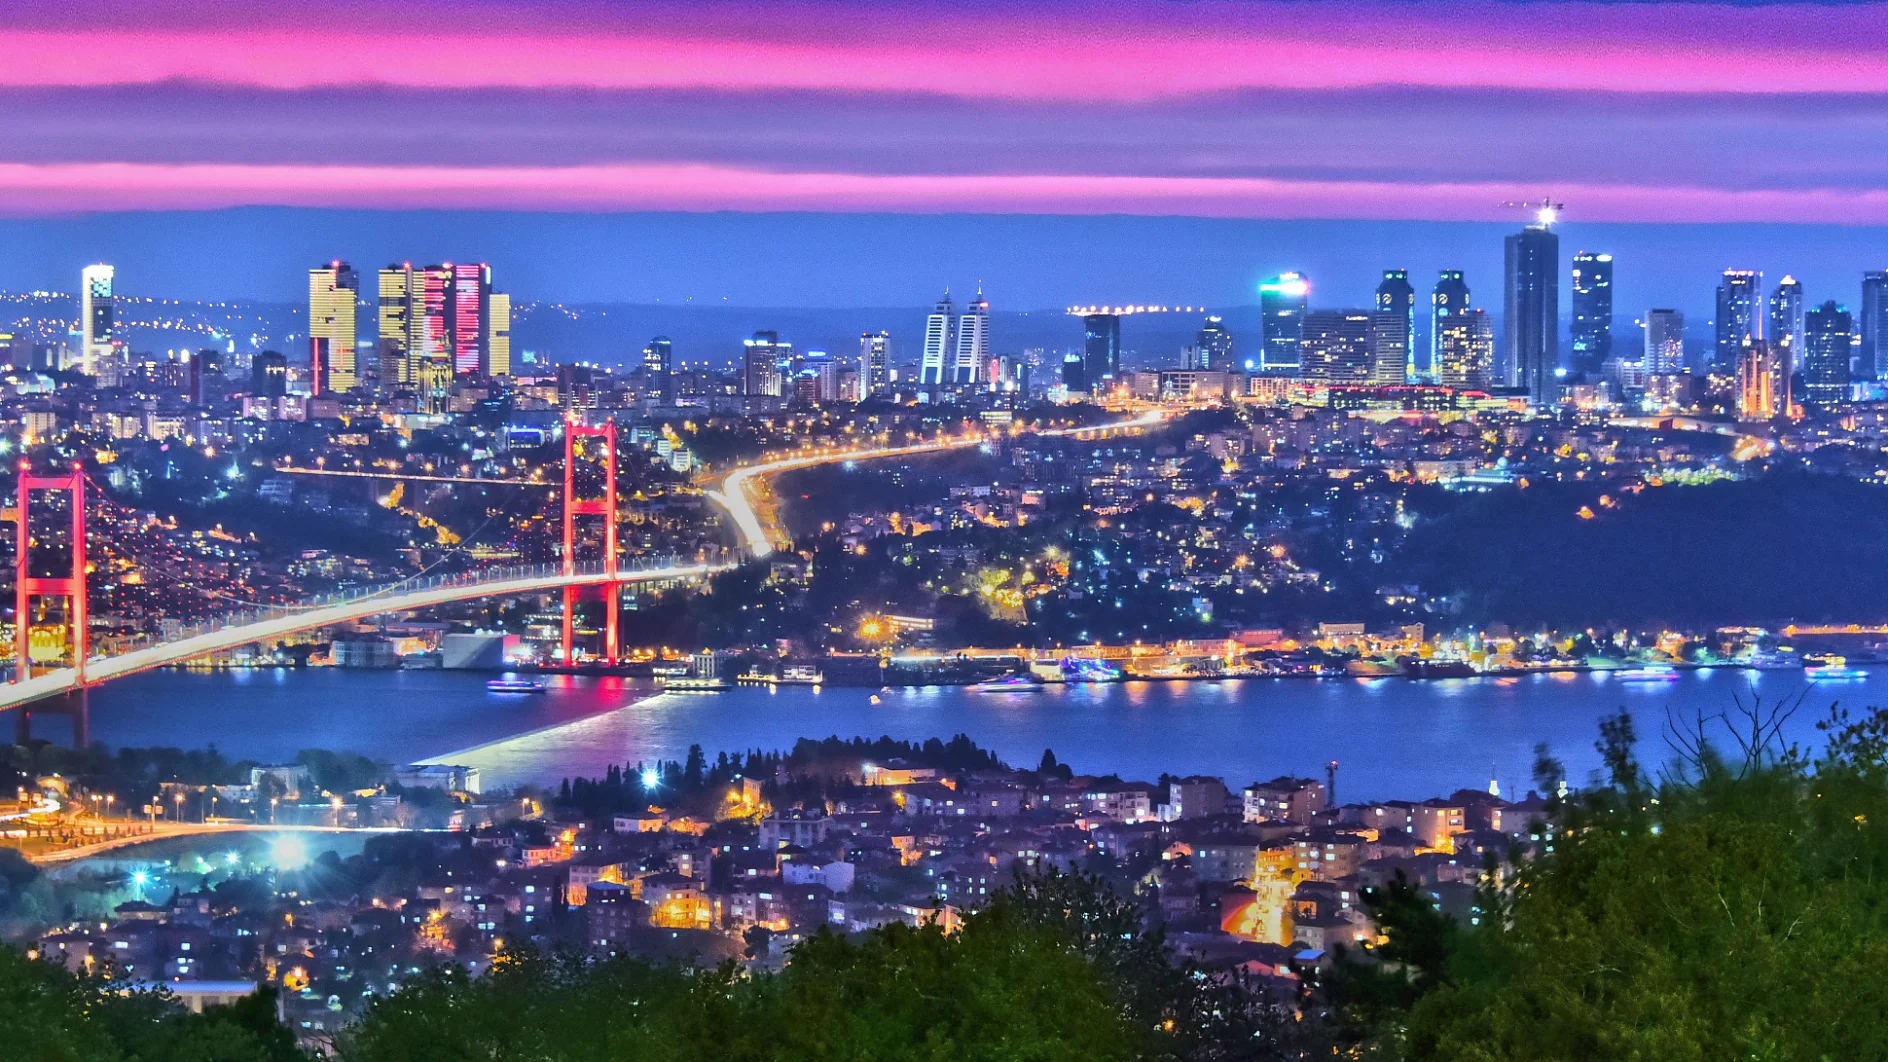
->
(0, 1), (1884, 316)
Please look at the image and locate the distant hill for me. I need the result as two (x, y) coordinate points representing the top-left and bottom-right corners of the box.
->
(1397, 475), (1888, 629)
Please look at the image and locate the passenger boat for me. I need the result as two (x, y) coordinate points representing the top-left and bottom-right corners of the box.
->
(970, 675), (1043, 693)
(1805, 656), (1867, 680)
(1614, 663), (1680, 681)
(660, 676), (732, 692)
(486, 676), (546, 693)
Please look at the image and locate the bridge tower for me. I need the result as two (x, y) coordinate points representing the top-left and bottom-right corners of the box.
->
(561, 419), (619, 665)
(13, 463), (88, 745)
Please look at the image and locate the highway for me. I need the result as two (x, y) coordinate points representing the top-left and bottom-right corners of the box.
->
(23, 821), (409, 866)
(707, 410), (1167, 557)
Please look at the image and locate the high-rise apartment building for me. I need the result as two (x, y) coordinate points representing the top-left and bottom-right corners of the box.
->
(1503, 214), (1559, 401)
(920, 292), (954, 388)
(642, 336), (673, 404)
(1430, 270), (1470, 379)
(1803, 300), (1853, 411)
(1259, 273), (1308, 373)
(450, 263), (489, 376)
(860, 331), (890, 397)
(1195, 316), (1234, 370)
(1569, 251), (1613, 373)
(952, 289), (989, 386)
(252, 351), (288, 398)
(1643, 309), (1686, 375)
(1861, 271), (1888, 380)
(412, 265), (454, 408)
(1302, 310), (1374, 383)
(1436, 309), (1494, 390)
(80, 263), (115, 374)
(308, 261), (360, 393)
(1715, 269), (1762, 372)
(743, 330), (786, 397)
(1767, 275), (1804, 366)
(1372, 270), (1415, 385)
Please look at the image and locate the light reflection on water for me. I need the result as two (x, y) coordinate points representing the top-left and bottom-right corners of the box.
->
(78, 667), (1877, 802)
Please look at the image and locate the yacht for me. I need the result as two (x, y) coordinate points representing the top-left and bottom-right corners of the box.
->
(970, 675), (1043, 694)
(486, 676), (546, 694)
(1614, 663), (1680, 682)
(1805, 656), (1867, 680)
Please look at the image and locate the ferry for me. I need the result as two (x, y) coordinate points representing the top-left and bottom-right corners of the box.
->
(1614, 663), (1680, 682)
(1805, 656), (1868, 680)
(486, 676), (546, 694)
(1399, 658), (1478, 680)
(970, 675), (1043, 694)
(1060, 658), (1124, 683)
(660, 675), (732, 693)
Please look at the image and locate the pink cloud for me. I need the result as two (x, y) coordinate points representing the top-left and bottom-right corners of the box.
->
(4, 161), (1885, 224)
(3, 2), (1888, 99)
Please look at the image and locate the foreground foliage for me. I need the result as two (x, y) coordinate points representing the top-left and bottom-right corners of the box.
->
(1332, 703), (1888, 1061)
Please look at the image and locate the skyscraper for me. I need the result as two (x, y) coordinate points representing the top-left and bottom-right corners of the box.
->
(450, 263), (489, 376)
(79, 263), (115, 374)
(1643, 309), (1686, 375)
(1436, 309), (1494, 390)
(485, 291), (511, 378)
(1195, 316), (1234, 371)
(952, 289), (989, 386)
(1082, 312), (1121, 390)
(252, 351), (288, 398)
(1569, 251), (1613, 373)
(1736, 338), (1777, 420)
(412, 264), (454, 409)
(860, 331), (890, 398)
(643, 336), (673, 404)
(1430, 270), (1470, 380)
(1302, 310), (1374, 383)
(1715, 269), (1762, 372)
(744, 330), (785, 397)
(1061, 351), (1087, 395)
(1259, 273), (1308, 373)
(1503, 211), (1559, 402)
(377, 265), (412, 391)
(1372, 270), (1415, 385)
(920, 292), (954, 388)
(308, 261), (359, 393)
(1767, 275), (1804, 366)
(1861, 271), (1888, 380)
(1803, 300), (1853, 411)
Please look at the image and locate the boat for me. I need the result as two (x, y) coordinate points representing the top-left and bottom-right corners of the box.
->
(486, 677), (546, 694)
(660, 676), (731, 693)
(1614, 664), (1680, 681)
(970, 675), (1043, 693)
(1805, 656), (1868, 680)
(1060, 657), (1124, 683)
(1345, 658), (1402, 678)
(1399, 658), (1477, 679)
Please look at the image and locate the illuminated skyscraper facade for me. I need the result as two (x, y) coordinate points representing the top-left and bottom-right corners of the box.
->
(641, 336), (673, 404)
(1259, 273), (1308, 373)
(1436, 308), (1494, 390)
(1430, 270), (1470, 379)
(744, 331), (785, 397)
(1861, 271), (1888, 380)
(860, 331), (890, 397)
(308, 261), (360, 393)
(953, 289), (989, 385)
(920, 292), (954, 388)
(1715, 269), (1762, 372)
(1736, 337), (1777, 420)
(1302, 310), (1374, 383)
(1803, 300), (1853, 411)
(1503, 216), (1559, 401)
(1643, 308), (1686, 375)
(1569, 251), (1613, 373)
(485, 291), (511, 378)
(1371, 270), (1415, 385)
(1082, 312), (1121, 391)
(79, 264), (115, 374)
(1195, 316), (1234, 370)
(377, 265), (412, 390)
(1767, 275), (1804, 364)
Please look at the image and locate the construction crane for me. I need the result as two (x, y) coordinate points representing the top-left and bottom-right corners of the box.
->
(1503, 196), (1564, 228)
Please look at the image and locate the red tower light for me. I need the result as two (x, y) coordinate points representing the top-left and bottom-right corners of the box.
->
(14, 466), (87, 686)
(562, 419), (619, 665)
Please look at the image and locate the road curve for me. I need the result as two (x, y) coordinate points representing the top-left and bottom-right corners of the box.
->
(706, 410), (1167, 558)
